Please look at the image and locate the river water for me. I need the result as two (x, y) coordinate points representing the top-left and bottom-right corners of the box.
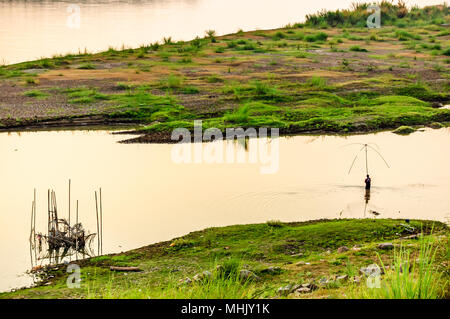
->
(1, 128), (449, 291)
(0, 0), (444, 65)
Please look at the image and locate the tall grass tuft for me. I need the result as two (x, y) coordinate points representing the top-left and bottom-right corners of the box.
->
(160, 74), (183, 89)
(163, 37), (173, 45)
(306, 76), (328, 89)
(223, 104), (250, 124)
(354, 234), (447, 299)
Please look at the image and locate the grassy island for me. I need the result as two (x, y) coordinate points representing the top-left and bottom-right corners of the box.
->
(0, 3), (449, 142)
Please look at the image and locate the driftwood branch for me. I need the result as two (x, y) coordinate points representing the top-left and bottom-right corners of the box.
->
(110, 266), (142, 272)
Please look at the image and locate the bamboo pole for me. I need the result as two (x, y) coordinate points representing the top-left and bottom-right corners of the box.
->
(99, 188), (103, 255)
(33, 189), (36, 234)
(68, 180), (71, 262)
(95, 191), (100, 255)
(76, 200), (79, 260)
(29, 201), (34, 244)
(68, 180), (71, 236)
(365, 144), (368, 175)
(33, 189), (37, 264)
(51, 190), (54, 232)
(47, 189), (50, 237)
(53, 190), (58, 230)
(30, 193), (36, 268)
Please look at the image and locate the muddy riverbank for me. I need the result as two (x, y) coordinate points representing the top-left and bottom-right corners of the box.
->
(1, 218), (448, 299)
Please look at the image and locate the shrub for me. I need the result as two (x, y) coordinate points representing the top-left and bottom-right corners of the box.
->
(223, 104), (250, 124)
(227, 41), (237, 49)
(77, 63), (95, 70)
(178, 56), (192, 64)
(272, 31), (286, 40)
(266, 220), (284, 228)
(149, 42), (160, 51)
(305, 32), (328, 42)
(242, 43), (256, 50)
(161, 74), (183, 89)
(181, 86), (199, 94)
(115, 82), (134, 90)
(25, 77), (38, 85)
(306, 76), (327, 89)
(205, 30), (217, 42)
(395, 30), (422, 41)
(163, 37), (173, 45)
(23, 89), (47, 98)
(393, 126), (415, 135)
(206, 75), (224, 83)
(169, 238), (193, 250)
(349, 45), (368, 52)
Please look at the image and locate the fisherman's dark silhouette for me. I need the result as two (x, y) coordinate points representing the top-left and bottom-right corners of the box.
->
(365, 174), (371, 190)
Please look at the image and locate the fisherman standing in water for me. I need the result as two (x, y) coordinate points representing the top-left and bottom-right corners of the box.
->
(365, 174), (371, 190)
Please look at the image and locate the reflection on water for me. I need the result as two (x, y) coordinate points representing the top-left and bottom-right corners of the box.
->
(0, 0), (443, 64)
(1, 127), (450, 291)
(364, 189), (371, 204)
(363, 189), (380, 218)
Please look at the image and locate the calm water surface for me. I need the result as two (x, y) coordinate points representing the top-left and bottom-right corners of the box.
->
(1, 128), (450, 291)
(0, 0), (444, 64)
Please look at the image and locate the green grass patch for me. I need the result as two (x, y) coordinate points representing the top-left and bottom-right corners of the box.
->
(23, 89), (48, 99)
